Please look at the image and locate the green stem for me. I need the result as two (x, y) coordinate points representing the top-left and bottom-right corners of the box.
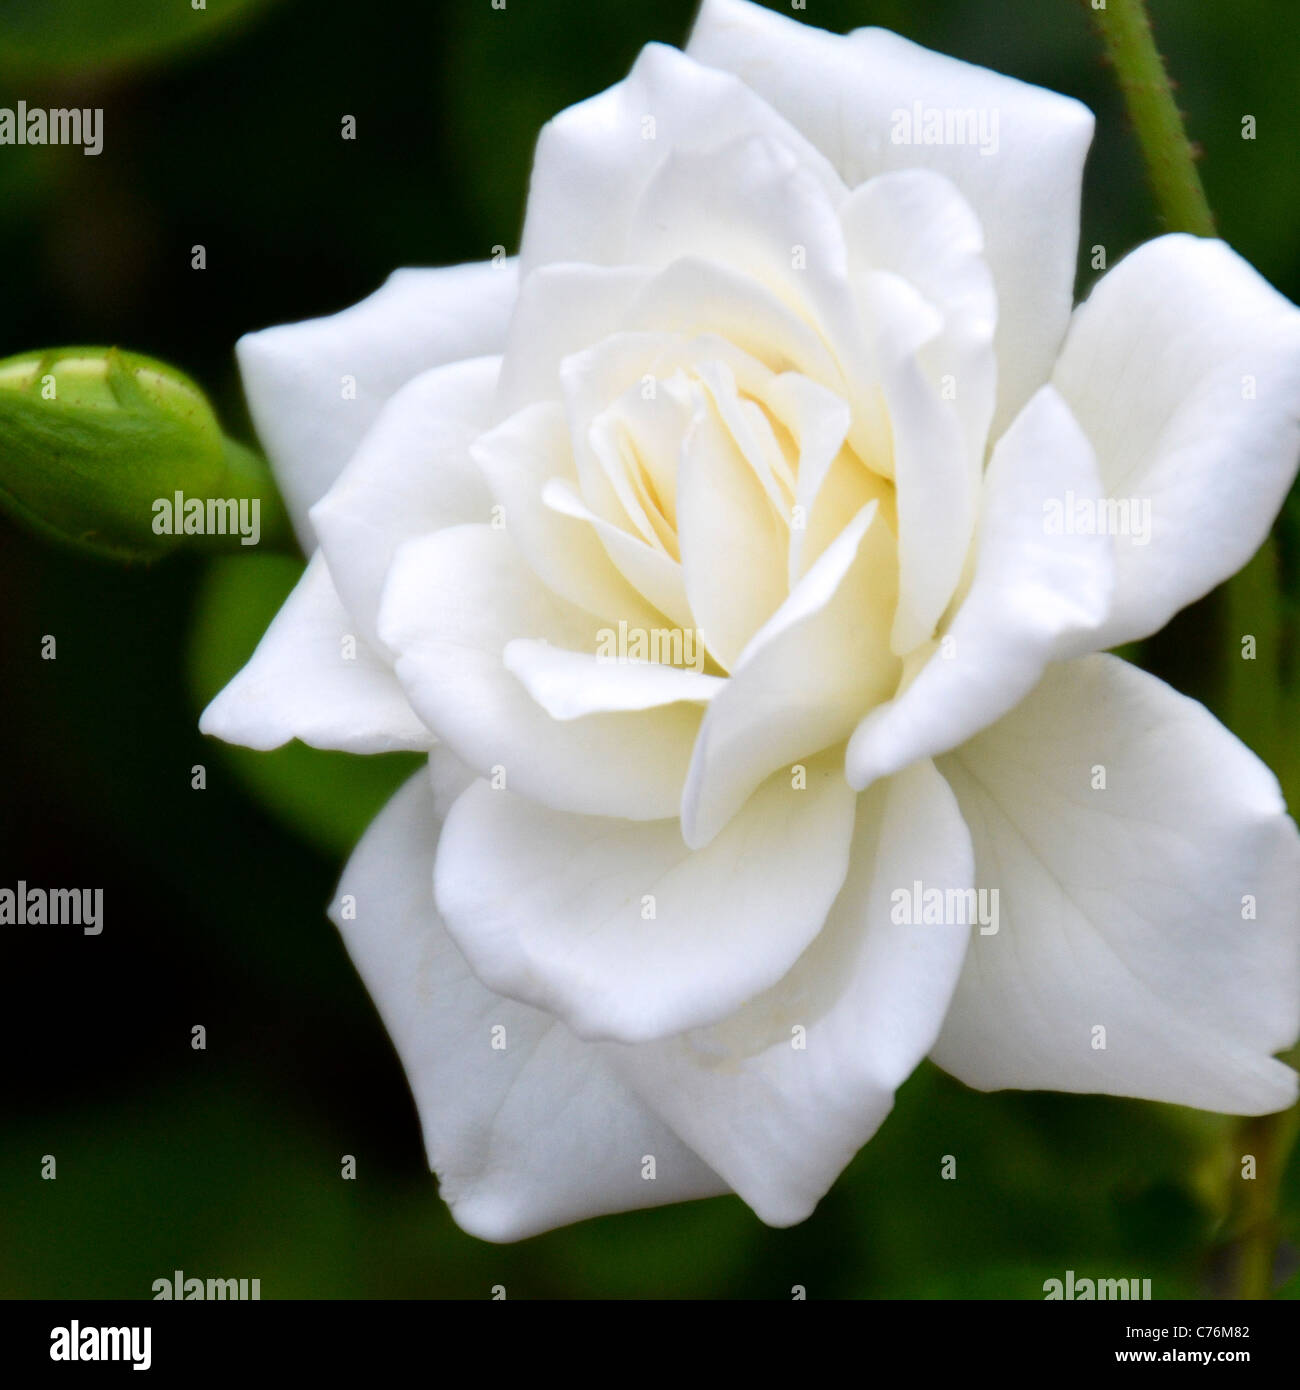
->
(1090, 0), (1297, 1301)
(1222, 547), (1300, 1296)
(1232, 1104), (1300, 1299)
(1089, 0), (1216, 236)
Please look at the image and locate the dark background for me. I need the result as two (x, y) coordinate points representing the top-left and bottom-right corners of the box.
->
(1, 0), (1298, 1297)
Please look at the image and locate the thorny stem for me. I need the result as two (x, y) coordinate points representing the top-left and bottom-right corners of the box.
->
(1089, 0), (1216, 236)
(1089, 0), (1297, 1300)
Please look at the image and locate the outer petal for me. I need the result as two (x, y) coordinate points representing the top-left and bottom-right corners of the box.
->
(433, 755), (856, 1044)
(378, 524), (702, 819)
(686, 0), (1094, 436)
(615, 759), (973, 1226)
(518, 41), (843, 277)
(199, 550), (432, 753)
(310, 356), (500, 650)
(1052, 234), (1300, 651)
(934, 655), (1300, 1114)
(239, 260), (518, 548)
(331, 763), (727, 1242)
(847, 386), (1112, 790)
(624, 133), (849, 314)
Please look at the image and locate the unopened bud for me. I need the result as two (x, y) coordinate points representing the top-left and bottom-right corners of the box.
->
(0, 347), (289, 558)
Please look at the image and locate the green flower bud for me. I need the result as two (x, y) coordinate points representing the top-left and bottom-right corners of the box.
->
(0, 346), (290, 559)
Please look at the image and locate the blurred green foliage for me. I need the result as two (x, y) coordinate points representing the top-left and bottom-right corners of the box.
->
(0, 0), (277, 80)
(2, 0), (1299, 1298)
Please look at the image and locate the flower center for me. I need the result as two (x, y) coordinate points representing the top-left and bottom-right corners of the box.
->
(558, 332), (900, 674)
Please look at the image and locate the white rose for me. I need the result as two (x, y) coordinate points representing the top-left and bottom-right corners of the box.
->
(202, 0), (1300, 1240)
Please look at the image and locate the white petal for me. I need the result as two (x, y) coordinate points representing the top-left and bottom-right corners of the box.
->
(847, 386), (1113, 789)
(378, 524), (702, 819)
(199, 550), (431, 753)
(470, 399), (669, 630)
(1052, 234), (1300, 651)
(553, 327), (807, 631)
(624, 255), (894, 472)
(760, 372), (856, 584)
(686, 0), (1094, 436)
(497, 263), (652, 412)
(862, 268), (977, 653)
(627, 255), (843, 390)
(543, 478), (695, 632)
(624, 133), (848, 308)
(504, 639), (723, 720)
(309, 356), (500, 650)
(434, 755), (856, 1044)
(934, 655), (1300, 1113)
(519, 41), (843, 277)
(840, 169), (998, 476)
(331, 764), (727, 1242)
(616, 758), (973, 1226)
(677, 379), (788, 670)
(557, 331), (688, 538)
(683, 501), (898, 849)
(239, 260), (518, 548)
